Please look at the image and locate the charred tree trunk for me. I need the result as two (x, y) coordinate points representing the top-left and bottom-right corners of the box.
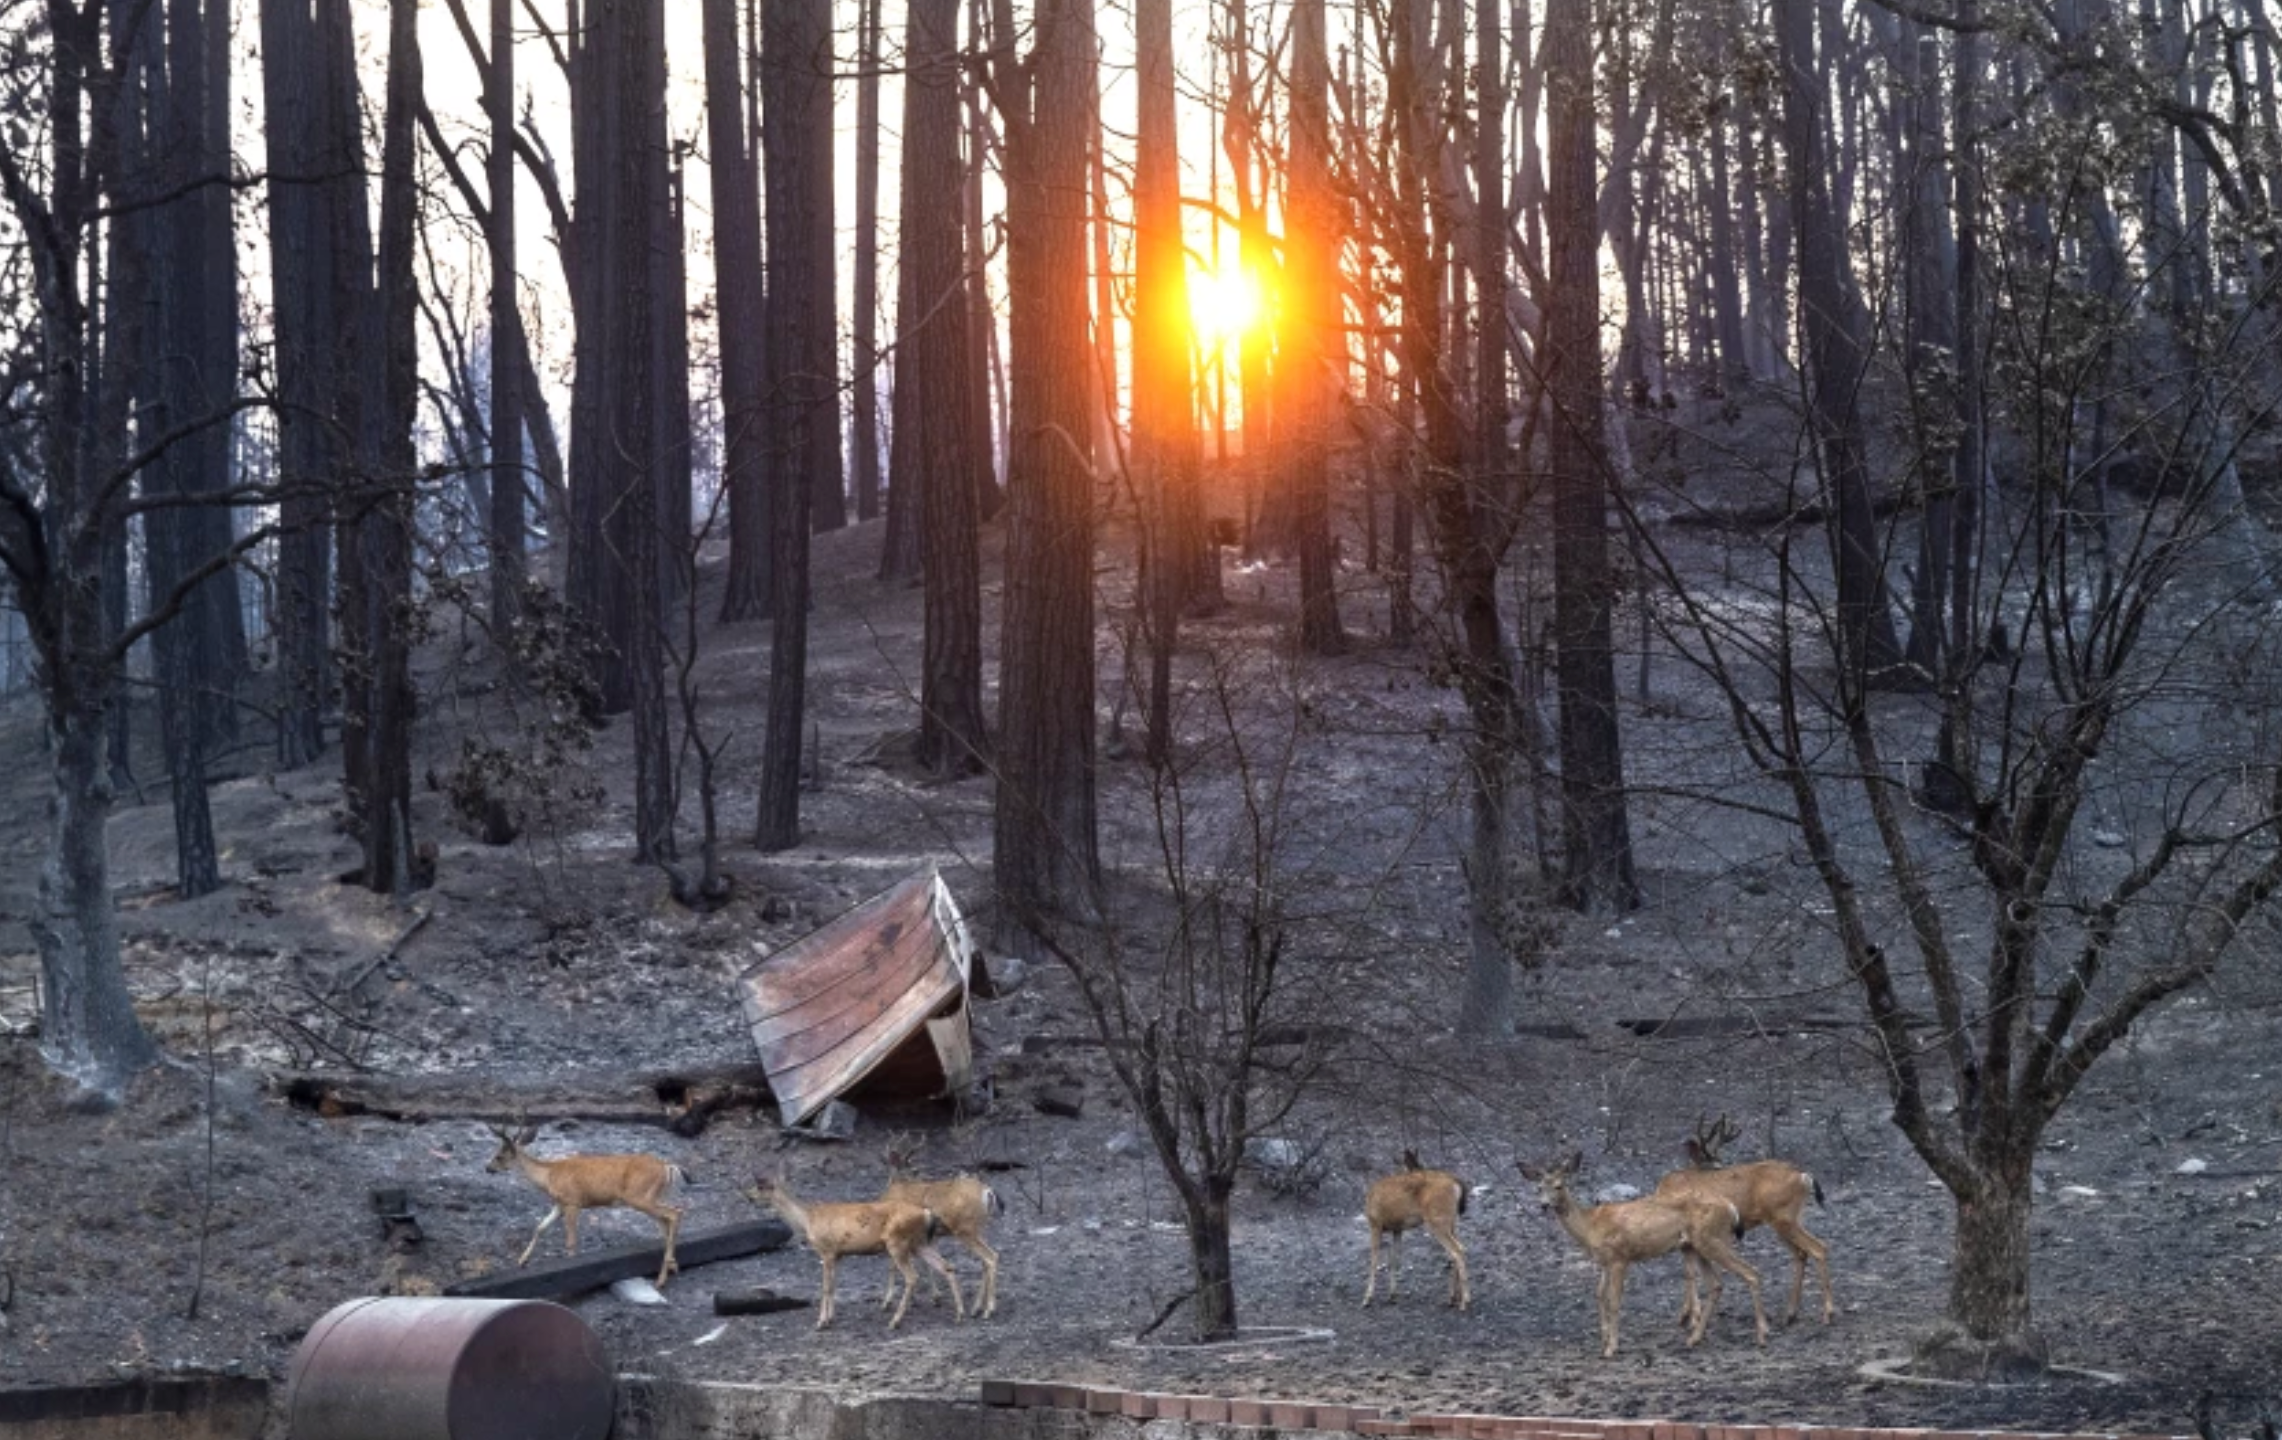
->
(150, 0), (234, 899)
(907, 0), (989, 777)
(1777, 0), (1903, 679)
(704, 0), (770, 622)
(1134, 0), (1194, 764)
(991, 0), (1103, 932)
(851, 0), (885, 525)
(487, 0), (525, 638)
(1286, 0), (1345, 654)
(358, 0), (423, 896)
(260, 0), (333, 770)
(630, 11), (678, 863)
(755, 0), (833, 850)
(1545, 0), (1639, 914)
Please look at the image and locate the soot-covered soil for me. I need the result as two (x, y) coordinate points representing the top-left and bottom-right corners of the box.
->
(1, 506), (2278, 1436)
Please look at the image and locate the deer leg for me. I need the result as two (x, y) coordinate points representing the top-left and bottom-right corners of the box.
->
(817, 1254), (838, 1329)
(887, 1251), (918, 1330)
(921, 1243), (965, 1319)
(1773, 1218), (1833, 1324)
(963, 1234), (1000, 1318)
(1600, 1261), (1629, 1358)
(561, 1207), (581, 1257)
(630, 1199), (682, 1286)
(1362, 1228), (1382, 1306)
(1431, 1223), (1470, 1312)
(1691, 1247), (1765, 1348)
(517, 1206), (562, 1267)
(1386, 1231), (1402, 1299)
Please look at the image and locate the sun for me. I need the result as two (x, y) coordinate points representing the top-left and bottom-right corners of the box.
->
(1188, 258), (1265, 349)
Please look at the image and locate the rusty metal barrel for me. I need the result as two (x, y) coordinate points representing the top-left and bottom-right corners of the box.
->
(283, 1296), (614, 1440)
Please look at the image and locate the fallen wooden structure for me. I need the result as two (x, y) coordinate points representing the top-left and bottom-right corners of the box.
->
(445, 1220), (792, 1299)
(269, 1061), (774, 1136)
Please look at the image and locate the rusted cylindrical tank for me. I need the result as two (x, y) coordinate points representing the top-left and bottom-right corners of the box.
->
(283, 1296), (614, 1440)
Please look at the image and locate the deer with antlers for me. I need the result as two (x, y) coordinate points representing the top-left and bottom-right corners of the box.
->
(483, 1122), (686, 1288)
(879, 1135), (1004, 1317)
(1653, 1113), (1832, 1326)
(1520, 1150), (1768, 1358)
(1361, 1148), (1472, 1311)
(747, 1173), (963, 1330)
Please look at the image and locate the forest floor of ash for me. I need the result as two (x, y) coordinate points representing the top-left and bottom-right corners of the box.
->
(2, 444), (2280, 1434)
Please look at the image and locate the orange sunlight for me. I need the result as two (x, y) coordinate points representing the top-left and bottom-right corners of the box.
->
(1188, 257), (1265, 350)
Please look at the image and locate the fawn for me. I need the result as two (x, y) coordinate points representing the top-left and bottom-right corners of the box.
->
(1362, 1148), (1471, 1311)
(484, 1123), (686, 1288)
(748, 1173), (962, 1329)
(1520, 1150), (1767, 1357)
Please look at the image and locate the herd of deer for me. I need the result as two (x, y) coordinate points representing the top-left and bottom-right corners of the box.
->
(480, 1114), (1830, 1356)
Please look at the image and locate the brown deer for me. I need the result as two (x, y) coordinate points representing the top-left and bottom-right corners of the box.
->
(1520, 1151), (1768, 1358)
(747, 1173), (962, 1330)
(880, 1137), (1004, 1317)
(1653, 1114), (1832, 1325)
(483, 1123), (686, 1288)
(1361, 1148), (1471, 1311)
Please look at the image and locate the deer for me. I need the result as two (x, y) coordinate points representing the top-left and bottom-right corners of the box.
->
(1361, 1148), (1471, 1311)
(1519, 1150), (1768, 1358)
(1652, 1113), (1832, 1326)
(746, 1173), (963, 1330)
(879, 1135), (1004, 1318)
(483, 1123), (686, 1288)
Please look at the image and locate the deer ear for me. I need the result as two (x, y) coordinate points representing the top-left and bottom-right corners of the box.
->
(1565, 1148), (1583, 1173)
(516, 1125), (539, 1145)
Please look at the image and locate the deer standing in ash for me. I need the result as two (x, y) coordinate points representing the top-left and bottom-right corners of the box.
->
(1521, 1150), (1768, 1357)
(879, 1136), (1004, 1317)
(1652, 1114), (1832, 1326)
(1361, 1149), (1472, 1311)
(749, 1173), (963, 1330)
(483, 1122), (687, 1288)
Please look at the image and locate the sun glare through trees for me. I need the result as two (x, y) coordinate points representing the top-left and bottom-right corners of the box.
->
(3, 0), (2281, 1410)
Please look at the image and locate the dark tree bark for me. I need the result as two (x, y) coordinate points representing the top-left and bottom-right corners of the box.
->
(963, 57), (1007, 523)
(1545, 0), (1639, 915)
(1472, 0), (1506, 488)
(755, 0), (834, 850)
(1285, 0), (1345, 655)
(1134, 0), (1194, 764)
(631, 23), (681, 864)
(260, 0), (333, 770)
(1704, 12), (1749, 391)
(487, 0), (525, 638)
(1388, 0), (1526, 1035)
(3, 0), (166, 1094)
(703, 0), (770, 622)
(906, 0), (989, 777)
(1777, 0), (1903, 679)
(989, 0), (1103, 931)
(851, 0), (884, 523)
(1226, 0), (1275, 556)
(566, 0), (632, 712)
(320, 0), (379, 841)
(356, 0), (422, 896)
(791, 10), (846, 538)
(1899, 22), (1957, 678)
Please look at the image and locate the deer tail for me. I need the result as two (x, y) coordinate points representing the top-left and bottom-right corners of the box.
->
(983, 1184), (1004, 1218)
